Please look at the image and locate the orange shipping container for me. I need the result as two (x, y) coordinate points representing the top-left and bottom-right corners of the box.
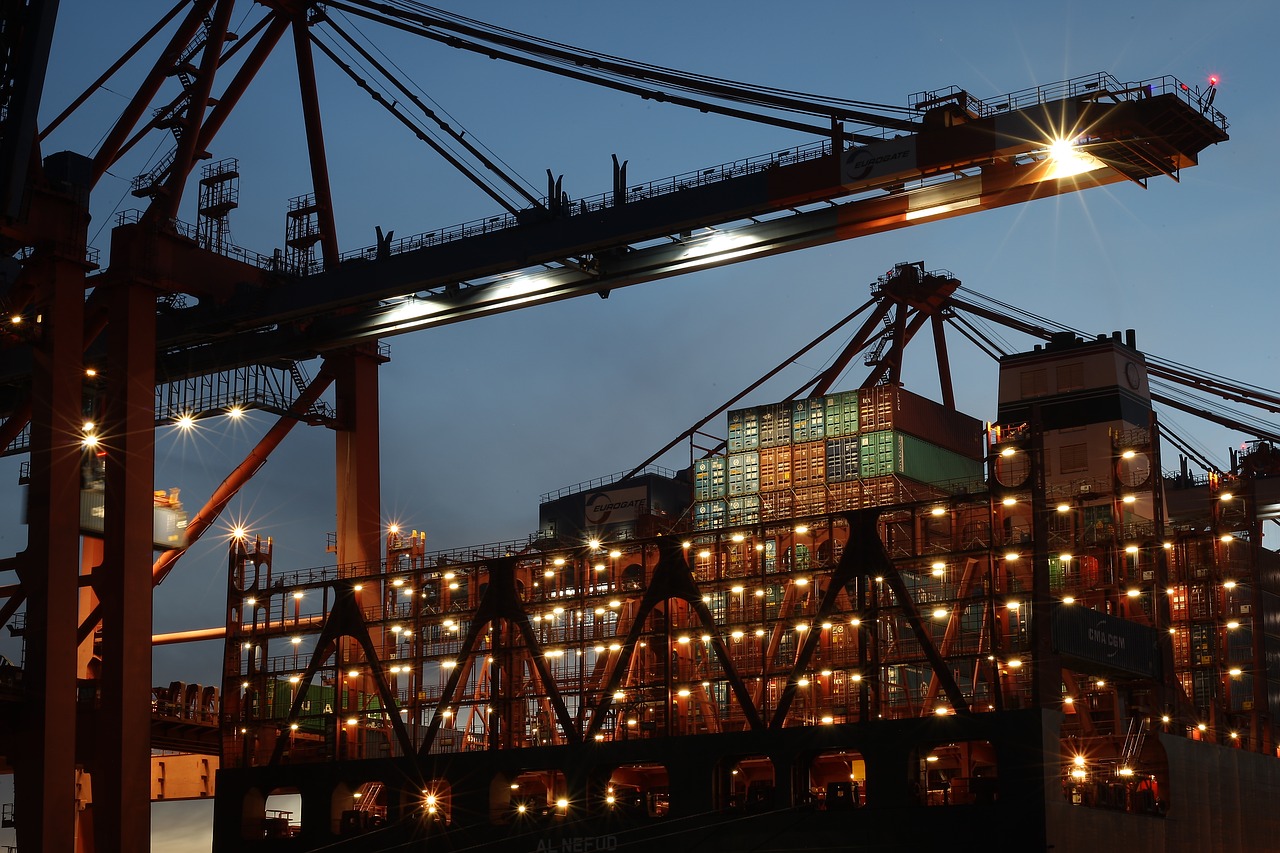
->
(759, 446), (793, 492)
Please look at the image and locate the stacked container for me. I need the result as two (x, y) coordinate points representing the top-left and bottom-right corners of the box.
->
(691, 386), (984, 530)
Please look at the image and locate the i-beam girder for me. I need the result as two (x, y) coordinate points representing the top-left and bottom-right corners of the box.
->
(126, 155), (1140, 383)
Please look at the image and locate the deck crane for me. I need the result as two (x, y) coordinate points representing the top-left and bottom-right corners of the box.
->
(627, 263), (1280, 480)
(0, 2), (1228, 851)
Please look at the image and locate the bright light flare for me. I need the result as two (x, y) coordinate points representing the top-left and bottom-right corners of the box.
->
(1045, 137), (1105, 180)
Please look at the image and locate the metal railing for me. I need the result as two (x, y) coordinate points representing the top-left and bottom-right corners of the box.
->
(337, 140), (835, 267)
(911, 71), (1228, 133)
(540, 465), (680, 503)
(115, 209), (276, 269)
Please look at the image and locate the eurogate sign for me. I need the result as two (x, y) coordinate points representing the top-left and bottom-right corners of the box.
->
(584, 486), (648, 526)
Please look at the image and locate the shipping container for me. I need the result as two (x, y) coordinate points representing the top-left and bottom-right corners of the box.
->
(269, 680), (339, 734)
(1051, 604), (1160, 679)
(824, 390), (860, 439)
(727, 452), (760, 497)
(760, 491), (793, 522)
(858, 430), (983, 484)
(758, 446), (793, 492)
(823, 480), (858, 514)
(794, 486), (827, 516)
(79, 489), (190, 549)
(694, 499), (728, 531)
(694, 456), (728, 501)
(791, 440), (827, 488)
(727, 407), (760, 453)
(825, 436), (860, 483)
(858, 386), (984, 459)
(757, 403), (792, 449)
(728, 494), (761, 526)
(791, 397), (826, 443)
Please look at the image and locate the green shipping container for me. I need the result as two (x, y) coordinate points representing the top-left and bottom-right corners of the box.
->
(824, 391), (859, 439)
(270, 680), (338, 734)
(857, 430), (983, 484)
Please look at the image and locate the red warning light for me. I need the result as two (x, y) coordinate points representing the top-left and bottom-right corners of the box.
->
(1180, 83), (1189, 91)
(1208, 75), (1220, 87)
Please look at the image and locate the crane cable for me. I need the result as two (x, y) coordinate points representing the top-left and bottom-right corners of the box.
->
(389, 0), (920, 117)
(331, 0), (918, 133)
(315, 19), (539, 210)
(330, 9), (543, 201)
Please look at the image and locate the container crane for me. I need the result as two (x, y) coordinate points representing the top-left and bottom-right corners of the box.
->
(0, 2), (1229, 851)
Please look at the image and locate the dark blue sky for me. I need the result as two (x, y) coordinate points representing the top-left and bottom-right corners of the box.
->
(2, 0), (1277, 847)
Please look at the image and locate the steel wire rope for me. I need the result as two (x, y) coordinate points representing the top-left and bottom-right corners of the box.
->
(1151, 378), (1259, 426)
(328, 1), (871, 141)
(954, 286), (1280, 421)
(948, 304), (1018, 356)
(1156, 414), (1222, 474)
(1146, 355), (1280, 409)
(309, 25), (463, 163)
(376, 0), (920, 120)
(334, 0), (912, 135)
(1158, 412), (1221, 470)
(88, 133), (170, 254)
(331, 8), (543, 201)
(308, 28), (526, 215)
(1150, 379), (1280, 443)
(945, 313), (1007, 361)
(320, 14), (540, 211)
(953, 285), (1079, 336)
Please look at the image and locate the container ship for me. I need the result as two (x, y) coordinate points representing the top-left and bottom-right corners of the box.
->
(211, 319), (1280, 851)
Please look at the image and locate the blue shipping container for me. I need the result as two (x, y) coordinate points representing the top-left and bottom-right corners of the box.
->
(694, 456), (728, 501)
(758, 403), (792, 448)
(727, 407), (760, 453)
(727, 452), (760, 497)
(825, 437), (860, 483)
(694, 499), (728, 531)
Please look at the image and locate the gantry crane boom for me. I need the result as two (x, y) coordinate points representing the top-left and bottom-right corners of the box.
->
(0, 71), (1226, 393)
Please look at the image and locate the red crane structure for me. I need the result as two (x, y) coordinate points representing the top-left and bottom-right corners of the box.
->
(0, 2), (1232, 851)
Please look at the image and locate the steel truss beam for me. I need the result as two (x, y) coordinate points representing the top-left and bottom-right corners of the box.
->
(268, 581), (418, 766)
(417, 555), (581, 757)
(585, 539), (766, 739)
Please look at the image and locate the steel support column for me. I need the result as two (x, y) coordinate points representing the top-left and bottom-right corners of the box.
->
(931, 313), (955, 409)
(331, 346), (384, 570)
(291, 13), (340, 268)
(13, 249), (85, 853)
(0, 0), (59, 218)
(1027, 409), (1060, 706)
(92, 279), (157, 853)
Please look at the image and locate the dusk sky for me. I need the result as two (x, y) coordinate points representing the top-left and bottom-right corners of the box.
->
(2, 0), (1277, 848)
